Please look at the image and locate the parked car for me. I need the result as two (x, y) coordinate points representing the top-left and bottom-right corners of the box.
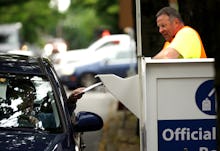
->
(53, 34), (136, 76)
(60, 47), (137, 90)
(0, 53), (103, 151)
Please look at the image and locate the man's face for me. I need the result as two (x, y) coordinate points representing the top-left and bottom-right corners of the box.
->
(156, 14), (175, 42)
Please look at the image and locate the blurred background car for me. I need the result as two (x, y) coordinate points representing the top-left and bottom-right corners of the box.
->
(0, 54), (103, 151)
(0, 22), (23, 53)
(0, 22), (41, 56)
(53, 34), (136, 77)
(60, 45), (137, 90)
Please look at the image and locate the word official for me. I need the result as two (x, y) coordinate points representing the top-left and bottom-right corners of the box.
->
(162, 127), (216, 141)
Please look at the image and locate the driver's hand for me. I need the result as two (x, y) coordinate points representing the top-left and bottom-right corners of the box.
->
(68, 87), (85, 103)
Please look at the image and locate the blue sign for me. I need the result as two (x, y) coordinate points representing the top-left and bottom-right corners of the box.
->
(195, 80), (216, 115)
(158, 80), (217, 151)
(158, 119), (216, 151)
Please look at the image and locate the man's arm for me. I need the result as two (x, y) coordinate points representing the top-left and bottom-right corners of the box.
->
(66, 87), (85, 112)
(153, 47), (180, 59)
(67, 87), (85, 103)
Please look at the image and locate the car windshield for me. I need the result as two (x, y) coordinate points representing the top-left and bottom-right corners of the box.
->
(0, 75), (62, 133)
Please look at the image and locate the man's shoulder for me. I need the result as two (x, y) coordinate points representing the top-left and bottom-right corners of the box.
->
(177, 26), (199, 38)
(180, 26), (197, 33)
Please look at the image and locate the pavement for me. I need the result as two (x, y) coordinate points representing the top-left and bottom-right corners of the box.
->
(71, 89), (140, 151)
(98, 108), (140, 151)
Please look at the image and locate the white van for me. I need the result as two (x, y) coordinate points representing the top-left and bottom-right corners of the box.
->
(53, 34), (136, 76)
(0, 23), (22, 52)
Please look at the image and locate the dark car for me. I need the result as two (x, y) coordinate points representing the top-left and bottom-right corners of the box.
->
(60, 48), (137, 90)
(0, 54), (103, 151)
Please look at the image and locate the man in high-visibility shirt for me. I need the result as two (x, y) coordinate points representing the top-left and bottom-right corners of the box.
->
(153, 6), (207, 59)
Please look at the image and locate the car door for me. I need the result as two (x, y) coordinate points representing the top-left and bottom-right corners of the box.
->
(99, 49), (137, 77)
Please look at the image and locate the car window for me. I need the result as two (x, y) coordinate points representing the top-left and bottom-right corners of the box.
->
(0, 75), (62, 132)
(88, 37), (121, 51)
(105, 50), (136, 61)
(94, 40), (120, 51)
(115, 51), (136, 59)
(0, 34), (8, 43)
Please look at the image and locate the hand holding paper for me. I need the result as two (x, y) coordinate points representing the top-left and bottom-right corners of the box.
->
(82, 82), (103, 93)
(68, 82), (103, 103)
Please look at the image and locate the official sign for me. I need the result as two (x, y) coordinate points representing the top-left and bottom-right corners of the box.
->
(157, 79), (216, 151)
(144, 59), (216, 151)
(158, 119), (216, 150)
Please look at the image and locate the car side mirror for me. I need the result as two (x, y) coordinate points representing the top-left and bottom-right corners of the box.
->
(73, 111), (103, 132)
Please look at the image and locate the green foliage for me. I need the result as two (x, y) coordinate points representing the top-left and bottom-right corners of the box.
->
(0, 0), (62, 46)
(95, 0), (119, 33)
(62, 8), (102, 49)
(63, 0), (119, 49)
(0, 0), (119, 49)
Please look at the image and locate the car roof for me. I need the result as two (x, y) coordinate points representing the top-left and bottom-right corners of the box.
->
(87, 34), (131, 50)
(0, 53), (49, 76)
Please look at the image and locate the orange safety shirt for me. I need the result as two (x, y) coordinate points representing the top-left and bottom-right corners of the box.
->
(163, 26), (207, 58)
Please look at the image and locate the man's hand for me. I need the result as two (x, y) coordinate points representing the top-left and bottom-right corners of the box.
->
(68, 87), (85, 103)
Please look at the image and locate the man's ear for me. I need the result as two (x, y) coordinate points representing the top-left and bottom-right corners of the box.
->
(174, 18), (181, 24)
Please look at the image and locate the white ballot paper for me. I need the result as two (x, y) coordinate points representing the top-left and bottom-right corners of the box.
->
(82, 82), (103, 93)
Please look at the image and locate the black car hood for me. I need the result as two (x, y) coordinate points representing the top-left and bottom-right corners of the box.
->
(0, 129), (67, 151)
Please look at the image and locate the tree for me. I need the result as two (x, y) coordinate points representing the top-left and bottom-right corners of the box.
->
(61, 0), (119, 49)
(0, 0), (120, 50)
(0, 0), (63, 46)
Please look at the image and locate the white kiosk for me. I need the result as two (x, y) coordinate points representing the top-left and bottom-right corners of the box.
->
(97, 58), (216, 151)
(97, 0), (216, 150)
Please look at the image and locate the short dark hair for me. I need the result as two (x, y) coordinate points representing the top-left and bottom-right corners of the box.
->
(156, 6), (183, 23)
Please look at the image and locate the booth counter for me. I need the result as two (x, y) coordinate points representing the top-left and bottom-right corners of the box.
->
(97, 58), (216, 151)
